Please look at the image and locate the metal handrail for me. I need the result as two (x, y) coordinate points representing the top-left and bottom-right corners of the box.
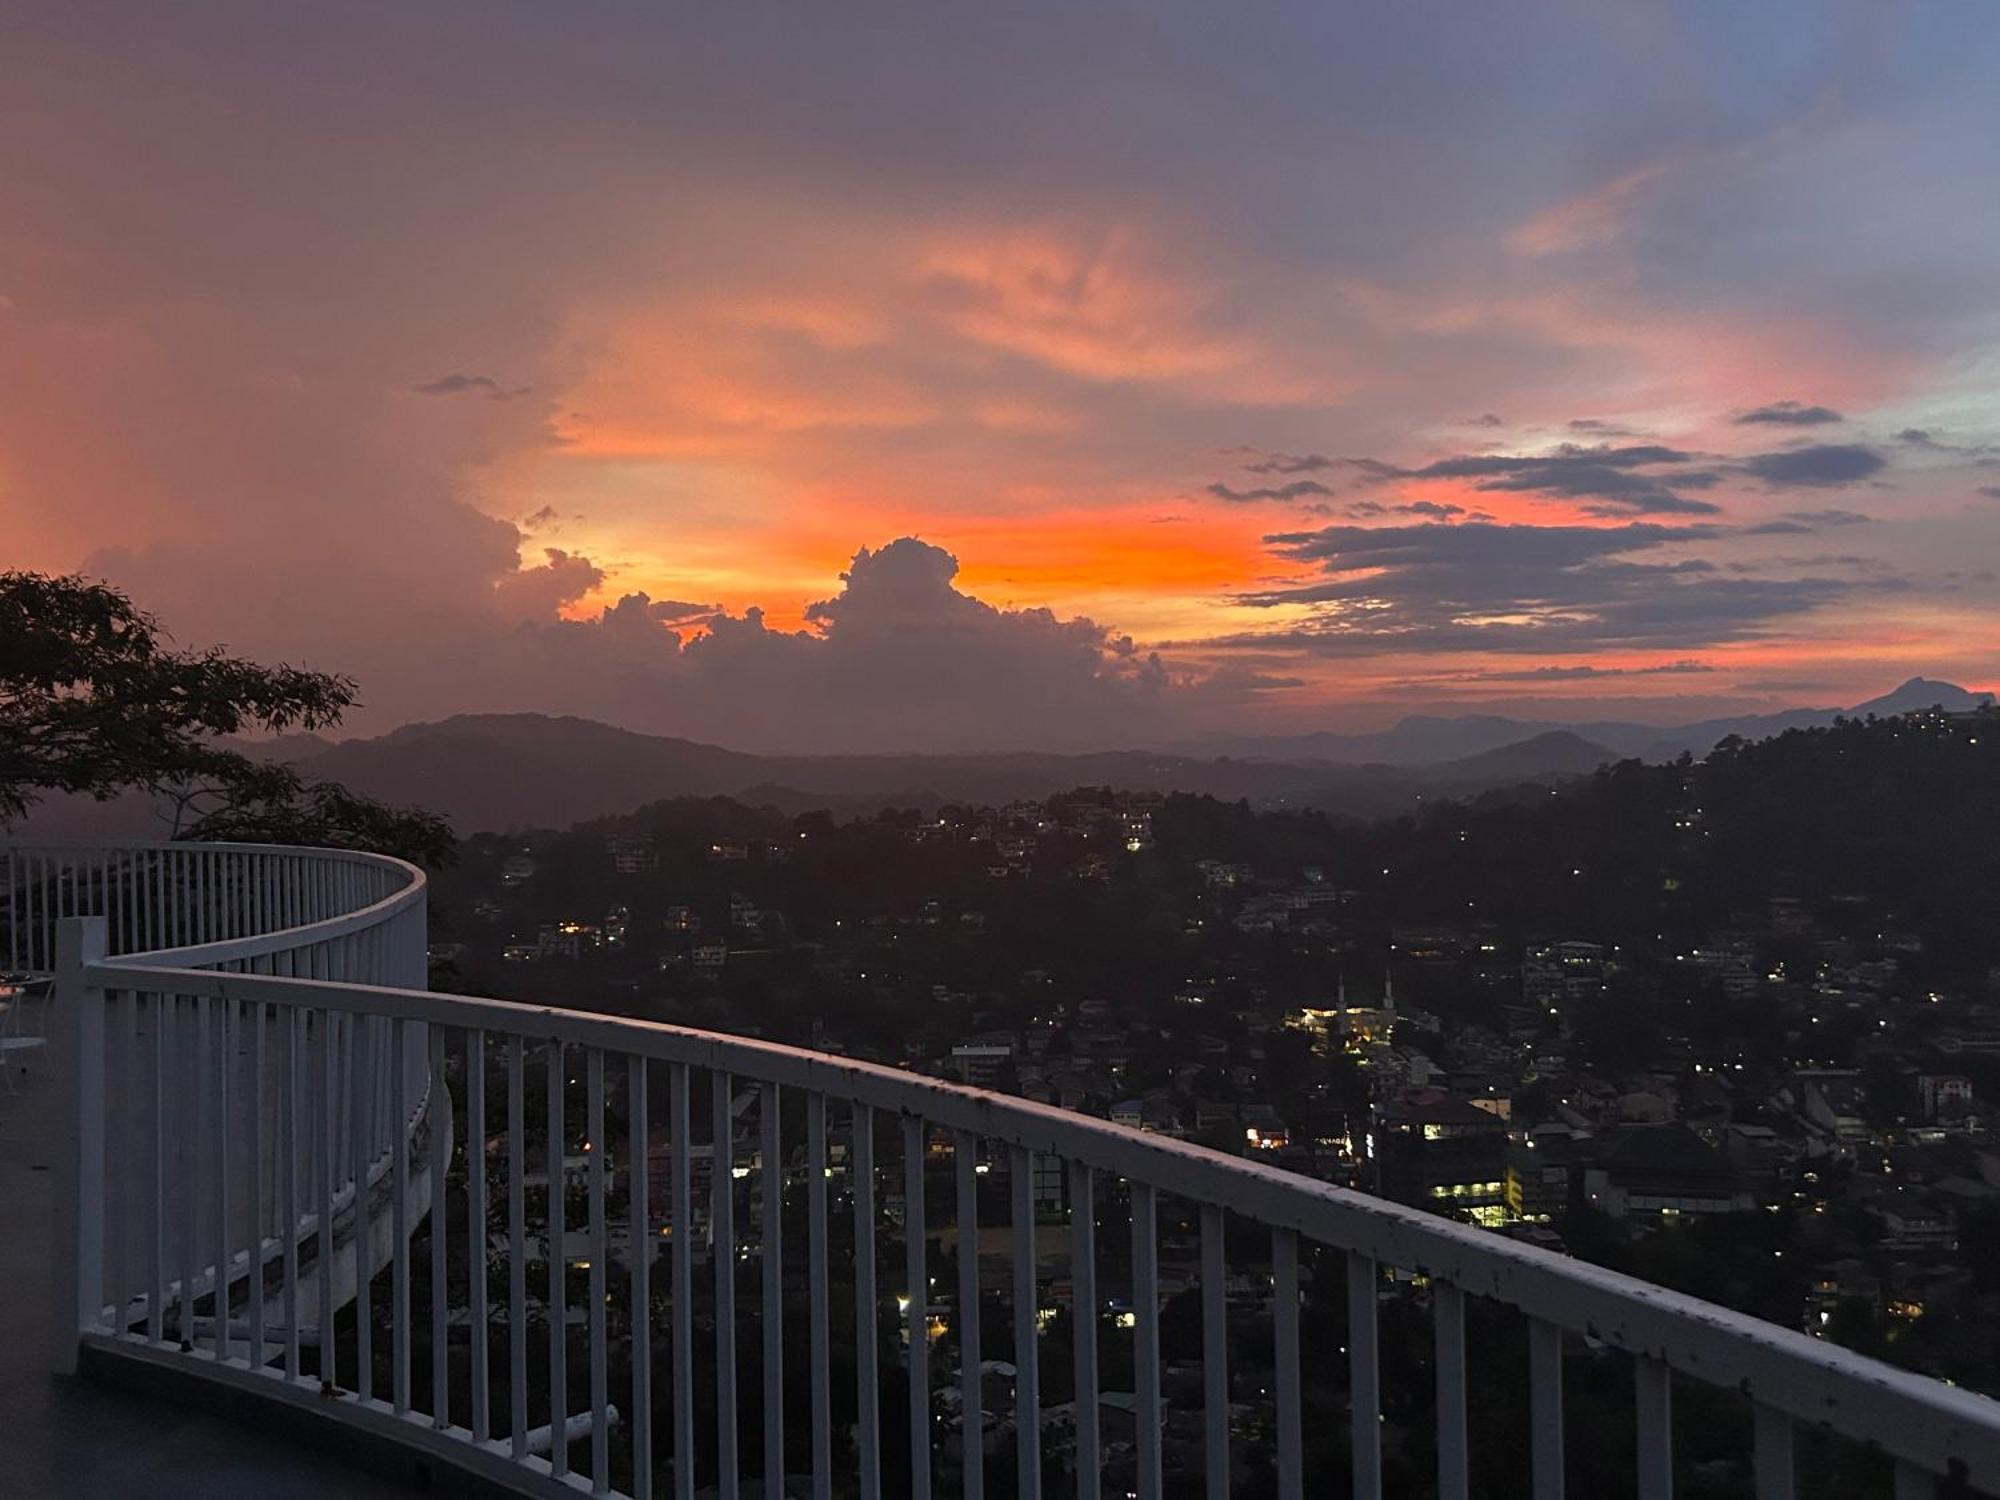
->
(121, 850), (424, 974)
(73, 957), (2000, 1497)
(1, 839), (425, 976)
(34, 839), (2000, 1500)
(13, 840), (434, 1429)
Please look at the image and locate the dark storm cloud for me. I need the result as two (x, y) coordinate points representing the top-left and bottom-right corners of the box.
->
(1346, 458), (1408, 484)
(598, 594), (722, 628)
(411, 373), (534, 400)
(1194, 665), (1307, 691)
(1743, 508), (1876, 534)
(1452, 660), (1716, 682)
(490, 546), (604, 621)
(1400, 443), (1725, 515)
(412, 373), (497, 395)
(1217, 444), (1618, 508)
(1726, 553), (1886, 572)
(1741, 444), (1887, 487)
(1735, 400), (1843, 426)
(1207, 479), (1338, 503)
(1217, 446), (1339, 475)
(1886, 430), (2000, 461)
(1225, 435), (1897, 517)
(1260, 441), (1727, 516)
(1212, 520), (1895, 656)
(1253, 519), (1711, 579)
(1339, 499), (1471, 520)
(1244, 451), (1337, 475)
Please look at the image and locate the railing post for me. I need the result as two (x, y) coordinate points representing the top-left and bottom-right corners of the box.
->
(1529, 1318), (1564, 1500)
(52, 914), (108, 1374)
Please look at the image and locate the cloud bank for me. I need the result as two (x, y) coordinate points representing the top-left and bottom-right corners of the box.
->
(480, 538), (1182, 752)
(1221, 521), (1900, 657)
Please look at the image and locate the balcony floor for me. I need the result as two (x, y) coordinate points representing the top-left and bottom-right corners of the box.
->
(0, 1060), (425, 1500)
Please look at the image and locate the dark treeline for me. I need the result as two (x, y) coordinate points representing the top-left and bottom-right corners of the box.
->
(433, 707), (2000, 1058)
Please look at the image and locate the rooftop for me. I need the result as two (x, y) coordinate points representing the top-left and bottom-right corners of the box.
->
(1376, 1086), (1509, 1129)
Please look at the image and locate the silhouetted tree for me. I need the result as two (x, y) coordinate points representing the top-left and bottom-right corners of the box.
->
(0, 570), (452, 864)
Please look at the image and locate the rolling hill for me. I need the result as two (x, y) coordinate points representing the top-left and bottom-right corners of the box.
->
(15, 679), (1986, 838)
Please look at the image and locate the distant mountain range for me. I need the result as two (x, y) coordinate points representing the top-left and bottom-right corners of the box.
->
(268, 715), (1615, 833)
(18, 678), (1989, 838)
(1176, 677), (1995, 765)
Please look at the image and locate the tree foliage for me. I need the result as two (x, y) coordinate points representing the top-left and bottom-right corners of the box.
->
(0, 571), (453, 864)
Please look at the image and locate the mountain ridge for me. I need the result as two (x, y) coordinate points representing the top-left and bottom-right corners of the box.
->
(1180, 676), (1993, 765)
(16, 679), (1988, 839)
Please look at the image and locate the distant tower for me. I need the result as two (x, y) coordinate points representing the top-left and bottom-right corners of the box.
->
(1383, 960), (1395, 1016)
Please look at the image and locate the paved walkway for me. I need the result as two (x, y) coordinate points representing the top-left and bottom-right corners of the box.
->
(0, 1060), (422, 1499)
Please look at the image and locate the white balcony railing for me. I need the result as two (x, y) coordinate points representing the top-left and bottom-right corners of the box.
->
(4, 839), (430, 1387)
(3, 839), (426, 980)
(18, 840), (2000, 1498)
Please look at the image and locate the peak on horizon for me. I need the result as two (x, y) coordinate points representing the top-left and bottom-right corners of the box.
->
(1851, 676), (1996, 716)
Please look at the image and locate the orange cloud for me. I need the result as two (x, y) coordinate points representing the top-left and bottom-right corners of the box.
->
(919, 228), (1251, 383)
(557, 354), (939, 457)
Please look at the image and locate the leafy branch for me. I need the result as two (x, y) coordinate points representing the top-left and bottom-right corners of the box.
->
(1, 571), (453, 866)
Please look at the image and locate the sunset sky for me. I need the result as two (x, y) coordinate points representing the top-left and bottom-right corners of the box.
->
(4, 3), (1997, 750)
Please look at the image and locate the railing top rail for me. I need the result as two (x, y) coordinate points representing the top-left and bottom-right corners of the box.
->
(5, 839), (424, 972)
(2, 837), (404, 861)
(78, 951), (2000, 1488)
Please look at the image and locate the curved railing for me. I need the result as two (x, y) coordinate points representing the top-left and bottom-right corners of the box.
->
(4, 836), (428, 1193)
(2, 839), (425, 981)
(7, 840), (431, 1398)
(31, 844), (2000, 1500)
